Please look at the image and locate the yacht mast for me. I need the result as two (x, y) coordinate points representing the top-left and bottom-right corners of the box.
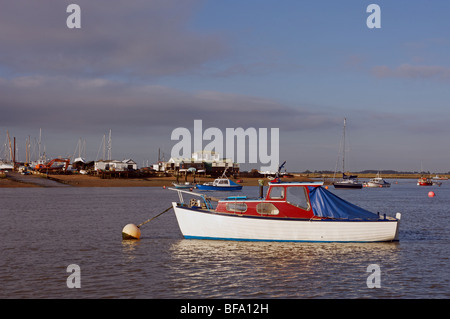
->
(342, 118), (346, 173)
(107, 129), (112, 160)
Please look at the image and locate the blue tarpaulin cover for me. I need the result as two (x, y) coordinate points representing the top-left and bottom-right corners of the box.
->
(308, 186), (379, 220)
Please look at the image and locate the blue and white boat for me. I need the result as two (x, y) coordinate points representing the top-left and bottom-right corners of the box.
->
(196, 169), (242, 191)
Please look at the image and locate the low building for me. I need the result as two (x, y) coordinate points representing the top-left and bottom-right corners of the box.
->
(121, 159), (138, 171)
(192, 150), (220, 162)
(155, 151), (239, 176)
(95, 159), (137, 172)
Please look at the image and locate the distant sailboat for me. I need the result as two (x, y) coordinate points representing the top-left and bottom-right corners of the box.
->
(0, 130), (14, 170)
(333, 118), (362, 189)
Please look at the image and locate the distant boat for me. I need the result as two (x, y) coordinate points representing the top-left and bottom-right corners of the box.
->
(196, 168), (242, 191)
(173, 167), (197, 189)
(0, 161), (14, 170)
(172, 182), (196, 189)
(417, 176), (433, 186)
(333, 118), (362, 189)
(364, 173), (391, 188)
(334, 173), (363, 189)
(432, 175), (448, 180)
(196, 177), (243, 191)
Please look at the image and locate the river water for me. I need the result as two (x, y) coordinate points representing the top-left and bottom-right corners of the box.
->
(0, 180), (448, 300)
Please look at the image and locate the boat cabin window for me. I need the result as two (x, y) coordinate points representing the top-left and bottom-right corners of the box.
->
(226, 202), (247, 213)
(256, 203), (279, 215)
(286, 186), (310, 210)
(217, 179), (229, 185)
(268, 186), (284, 199)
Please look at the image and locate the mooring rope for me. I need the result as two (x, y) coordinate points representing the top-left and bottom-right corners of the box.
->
(137, 206), (173, 228)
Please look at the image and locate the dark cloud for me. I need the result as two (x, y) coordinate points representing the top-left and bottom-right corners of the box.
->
(0, 0), (227, 78)
(0, 0), (338, 136)
(0, 76), (338, 133)
(0, 74), (341, 165)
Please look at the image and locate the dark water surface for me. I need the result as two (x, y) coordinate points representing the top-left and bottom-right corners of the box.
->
(0, 180), (449, 299)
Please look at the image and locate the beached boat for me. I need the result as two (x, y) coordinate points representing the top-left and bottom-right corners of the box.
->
(0, 161), (14, 170)
(364, 173), (391, 188)
(169, 181), (401, 242)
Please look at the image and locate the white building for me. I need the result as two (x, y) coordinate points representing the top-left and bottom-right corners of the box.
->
(192, 151), (220, 162)
(95, 159), (137, 171)
(156, 151), (238, 175)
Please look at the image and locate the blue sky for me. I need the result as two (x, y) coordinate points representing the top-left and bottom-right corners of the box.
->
(1, 1), (449, 172)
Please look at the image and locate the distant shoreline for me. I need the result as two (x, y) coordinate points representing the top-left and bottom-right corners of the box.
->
(1, 172), (446, 188)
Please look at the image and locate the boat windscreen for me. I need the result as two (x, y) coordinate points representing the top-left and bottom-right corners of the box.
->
(308, 186), (379, 220)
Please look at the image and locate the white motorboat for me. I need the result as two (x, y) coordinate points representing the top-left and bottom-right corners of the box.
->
(169, 180), (401, 242)
(364, 174), (391, 188)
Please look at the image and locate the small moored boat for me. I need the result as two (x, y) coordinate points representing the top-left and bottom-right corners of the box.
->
(169, 180), (401, 242)
(332, 119), (362, 189)
(172, 182), (197, 189)
(364, 173), (391, 188)
(196, 178), (243, 191)
(333, 173), (363, 189)
(196, 169), (242, 191)
(417, 176), (433, 186)
(432, 175), (448, 180)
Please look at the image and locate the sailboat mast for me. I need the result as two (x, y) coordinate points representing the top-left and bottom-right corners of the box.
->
(107, 129), (112, 161)
(7, 130), (12, 162)
(342, 118), (346, 173)
(38, 128), (42, 161)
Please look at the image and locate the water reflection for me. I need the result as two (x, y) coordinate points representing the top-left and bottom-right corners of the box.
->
(121, 239), (142, 261)
(168, 239), (401, 298)
(1, 185), (448, 298)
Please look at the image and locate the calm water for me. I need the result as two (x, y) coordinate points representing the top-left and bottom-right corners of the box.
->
(0, 180), (449, 299)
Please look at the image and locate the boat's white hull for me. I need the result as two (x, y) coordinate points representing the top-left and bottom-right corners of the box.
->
(365, 182), (390, 188)
(172, 203), (400, 242)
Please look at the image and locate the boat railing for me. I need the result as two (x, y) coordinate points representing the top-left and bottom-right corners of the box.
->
(167, 187), (219, 211)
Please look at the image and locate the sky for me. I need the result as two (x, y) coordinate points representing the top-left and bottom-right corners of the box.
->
(1, 0), (450, 172)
